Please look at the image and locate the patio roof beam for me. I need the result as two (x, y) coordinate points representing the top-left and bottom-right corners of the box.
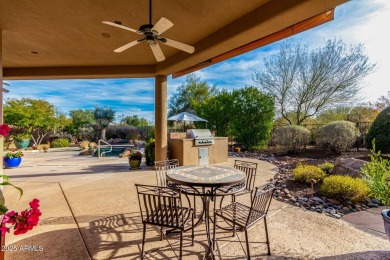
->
(3, 65), (156, 80)
(172, 9), (335, 79)
(156, 0), (346, 77)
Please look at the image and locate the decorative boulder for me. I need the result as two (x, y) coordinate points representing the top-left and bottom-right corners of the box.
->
(119, 148), (132, 158)
(33, 144), (50, 151)
(89, 142), (97, 148)
(79, 141), (89, 150)
(332, 158), (367, 178)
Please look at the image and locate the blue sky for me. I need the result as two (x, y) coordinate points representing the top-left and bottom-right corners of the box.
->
(6, 0), (390, 123)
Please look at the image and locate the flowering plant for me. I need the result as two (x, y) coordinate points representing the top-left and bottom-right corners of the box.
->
(14, 133), (31, 142)
(2, 199), (41, 235)
(0, 176), (41, 236)
(4, 150), (24, 159)
(129, 150), (142, 160)
(0, 124), (11, 137)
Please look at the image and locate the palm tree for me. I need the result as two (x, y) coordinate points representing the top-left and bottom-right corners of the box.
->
(93, 105), (115, 140)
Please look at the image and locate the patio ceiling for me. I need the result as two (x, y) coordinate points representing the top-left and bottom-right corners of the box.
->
(1, 0), (348, 79)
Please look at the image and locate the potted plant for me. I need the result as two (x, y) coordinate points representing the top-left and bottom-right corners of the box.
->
(14, 133), (31, 149)
(3, 150), (24, 169)
(129, 150), (142, 170)
(382, 209), (390, 241)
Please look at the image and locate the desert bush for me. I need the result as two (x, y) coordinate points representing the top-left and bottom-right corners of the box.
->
(51, 138), (70, 148)
(106, 126), (138, 140)
(361, 141), (390, 206)
(272, 125), (310, 153)
(318, 162), (334, 174)
(315, 120), (360, 154)
(320, 175), (370, 203)
(145, 140), (155, 166)
(366, 106), (390, 153)
(293, 164), (327, 183)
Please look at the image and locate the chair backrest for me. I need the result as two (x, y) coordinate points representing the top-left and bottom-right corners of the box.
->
(234, 160), (258, 191)
(154, 159), (179, 187)
(246, 184), (274, 226)
(135, 184), (186, 227)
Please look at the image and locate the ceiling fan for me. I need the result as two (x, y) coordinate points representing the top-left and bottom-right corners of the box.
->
(103, 0), (195, 62)
(1, 82), (9, 93)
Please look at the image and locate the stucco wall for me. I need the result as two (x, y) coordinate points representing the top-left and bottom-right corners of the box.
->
(168, 137), (228, 166)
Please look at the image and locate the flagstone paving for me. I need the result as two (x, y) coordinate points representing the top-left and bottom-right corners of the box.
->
(2, 150), (390, 259)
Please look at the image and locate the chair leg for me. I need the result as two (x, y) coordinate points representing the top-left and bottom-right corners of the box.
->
(244, 229), (251, 260)
(192, 209), (195, 246)
(160, 227), (164, 241)
(232, 195), (236, 237)
(264, 217), (271, 256)
(213, 211), (217, 249)
(179, 231), (183, 260)
(141, 223), (146, 260)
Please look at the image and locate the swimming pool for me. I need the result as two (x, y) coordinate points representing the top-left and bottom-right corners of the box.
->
(93, 145), (136, 157)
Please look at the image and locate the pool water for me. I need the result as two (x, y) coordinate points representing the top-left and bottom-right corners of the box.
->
(93, 145), (135, 157)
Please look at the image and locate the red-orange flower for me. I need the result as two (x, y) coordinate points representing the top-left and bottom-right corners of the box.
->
(2, 199), (41, 236)
(0, 124), (10, 137)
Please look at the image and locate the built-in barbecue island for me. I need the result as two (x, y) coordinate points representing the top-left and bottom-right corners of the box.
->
(168, 129), (228, 166)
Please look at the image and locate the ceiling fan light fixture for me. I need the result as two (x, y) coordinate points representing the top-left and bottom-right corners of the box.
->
(101, 32), (111, 38)
(102, 0), (195, 62)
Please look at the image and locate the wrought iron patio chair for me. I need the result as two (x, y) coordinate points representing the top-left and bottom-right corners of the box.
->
(218, 160), (258, 233)
(154, 159), (198, 226)
(218, 160), (258, 196)
(213, 184), (275, 259)
(135, 184), (194, 260)
(154, 159), (179, 187)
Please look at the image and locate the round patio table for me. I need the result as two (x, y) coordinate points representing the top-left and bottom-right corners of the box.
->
(166, 164), (246, 259)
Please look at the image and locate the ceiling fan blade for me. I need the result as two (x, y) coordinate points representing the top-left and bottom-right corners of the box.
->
(102, 21), (142, 35)
(150, 43), (165, 62)
(1, 88), (9, 93)
(163, 38), (195, 54)
(152, 17), (173, 35)
(114, 40), (141, 53)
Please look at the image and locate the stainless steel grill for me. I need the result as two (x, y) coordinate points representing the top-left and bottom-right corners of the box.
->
(186, 129), (214, 146)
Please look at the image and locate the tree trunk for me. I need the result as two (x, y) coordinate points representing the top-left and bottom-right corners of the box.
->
(100, 128), (106, 140)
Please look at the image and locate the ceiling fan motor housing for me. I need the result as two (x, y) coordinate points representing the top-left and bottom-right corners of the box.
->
(139, 24), (154, 34)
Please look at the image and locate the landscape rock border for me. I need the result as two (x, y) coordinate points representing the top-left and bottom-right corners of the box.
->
(229, 150), (383, 219)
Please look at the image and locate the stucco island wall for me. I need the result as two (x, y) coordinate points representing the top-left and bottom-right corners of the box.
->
(168, 137), (228, 166)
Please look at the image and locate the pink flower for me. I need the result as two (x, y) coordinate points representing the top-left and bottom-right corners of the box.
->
(29, 199), (40, 209)
(3, 211), (18, 225)
(2, 199), (42, 236)
(0, 124), (10, 137)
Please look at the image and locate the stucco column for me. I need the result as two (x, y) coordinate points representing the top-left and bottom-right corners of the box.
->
(154, 75), (167, 162)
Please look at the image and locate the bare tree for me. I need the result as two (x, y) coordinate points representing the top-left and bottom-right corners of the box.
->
(375, 91), (390, 111)
(253, 39), (376, 125)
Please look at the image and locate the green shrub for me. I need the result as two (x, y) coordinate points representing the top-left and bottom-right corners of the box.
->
(272, 125), (310, 153)
(318, 162), (334, 174)
(366, 106), (390, 153)
(51, 138), (70, 148)
(320, 175), (370, 203)
(315, 120), (360, 154)
(14, 133), (31, 141)
(361, 141), (390, 206)
(293, 164), (327, 183)
(145, 141), (155, 166)
(106, 125), (138, 140)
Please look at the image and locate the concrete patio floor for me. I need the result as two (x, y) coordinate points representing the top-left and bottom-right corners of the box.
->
(3, 150), (390, 260)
